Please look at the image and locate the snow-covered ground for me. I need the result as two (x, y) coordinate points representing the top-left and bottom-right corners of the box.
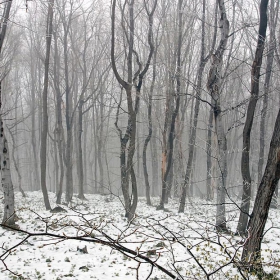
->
(1, 191), (280, 279)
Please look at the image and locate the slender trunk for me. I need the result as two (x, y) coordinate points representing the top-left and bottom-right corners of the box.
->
(31, 60), (40, 191)
(83, 115), (88, 193)
(159, 0), (182, 210)
(97, 93), (104, 194)
(77, 97), (85, 199)
(179, 0), (209, 212)
(40, 0), (54, 210)
(151, 125), (159, 196)
(237, 0), (269, 235)
(143, 50), (157, 205)
(64, 32), (73, 203)
(206, 110), (214, 200)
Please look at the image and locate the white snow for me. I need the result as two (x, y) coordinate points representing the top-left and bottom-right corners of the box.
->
(1, 191), (279, 279)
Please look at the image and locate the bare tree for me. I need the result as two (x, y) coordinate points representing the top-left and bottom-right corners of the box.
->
(40, 0), (55, 210)
(111, 0), (157, 220)
(0, 0), (15, 226)
(237, 0), (269, 235)
(206, 0), (229, 231)
(241, 106), (280, 273)
(179, 0), (215, 212)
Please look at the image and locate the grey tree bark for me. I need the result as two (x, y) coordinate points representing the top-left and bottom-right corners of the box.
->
(206, 110), (214, 201)
(53, 30), (64, 205)
(0, 0), (15, 226)
(206, 0), (229, 231)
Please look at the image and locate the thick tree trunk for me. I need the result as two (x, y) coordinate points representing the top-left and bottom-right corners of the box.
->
(214, 110), (228, 230)
(0, 2), (17, 224)
(237, 0), (269, 235)
(206, 0), (229, 231)
(7, 127), (25, 198)
(241, 107), (280, 272)
(1, 115), (15, 226)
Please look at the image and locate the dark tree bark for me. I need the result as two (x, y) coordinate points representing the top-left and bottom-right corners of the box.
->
(111, 0), (157, 220)
(40, 0), (54, 210)
(53, 31), (64, 205)
(143, 56), (156, 206)
(241, 107), (280, 272)
(158, 0), (182, 210)
(142, 5), (160, 205)
(179, 0), (212, 212)
(237, 0), (269, 235)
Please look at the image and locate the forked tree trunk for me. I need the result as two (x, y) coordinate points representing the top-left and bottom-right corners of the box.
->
(111, 0), (156, 220)
(237, 0), (269, 235)
(206, 0), (229, 231)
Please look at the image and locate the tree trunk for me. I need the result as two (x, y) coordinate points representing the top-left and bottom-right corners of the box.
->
(179, 0), (211, 212)
(206, 110), (214, 201)
(31, 58), (40, 191)
(111, 0), (156, 220)
(0, 1), (15, 223)
(206, 0), (229, 231)
(64, 31), (73, 203)
(241, 107), (280, 272)
(40, 0), (54, 210)
(1, 118), (15, 226)
(77, 97), (85, 199)
(158, 0), (182, 210)
(7, 127), (25, 198)
(237, 0), (269, 235)
(143, 48), (157, 205)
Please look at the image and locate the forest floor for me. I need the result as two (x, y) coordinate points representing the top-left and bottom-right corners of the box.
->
(1, 191), (280, 280)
